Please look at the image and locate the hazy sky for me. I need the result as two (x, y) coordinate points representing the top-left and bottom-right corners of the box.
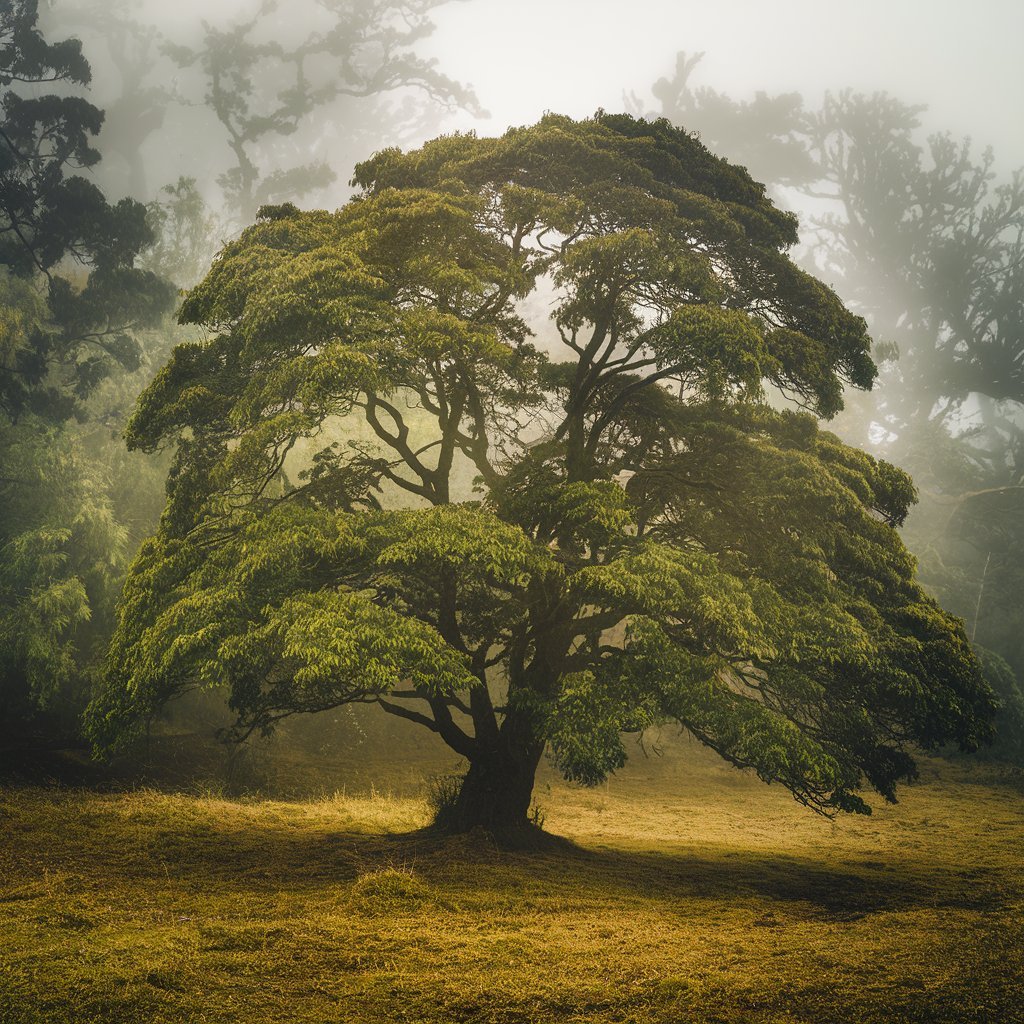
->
(52, 0), (1024, 210)
(422, 0), (1024, 169)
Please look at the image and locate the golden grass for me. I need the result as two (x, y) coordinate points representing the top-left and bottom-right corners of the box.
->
(1, 738), (1023, 1023)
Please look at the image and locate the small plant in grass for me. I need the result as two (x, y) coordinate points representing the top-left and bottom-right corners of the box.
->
(353, 866), (432, 913)
(426, 771), (466, 831)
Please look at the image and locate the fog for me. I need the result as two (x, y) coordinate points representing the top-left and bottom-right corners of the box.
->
(424, 0), (1024, 168)
(54, 0), (1024, 211)
(5, 8), (1024, 1015)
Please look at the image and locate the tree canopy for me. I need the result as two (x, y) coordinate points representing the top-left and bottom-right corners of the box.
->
(89, 113), (995, 831)
(0, 2), (177, 741)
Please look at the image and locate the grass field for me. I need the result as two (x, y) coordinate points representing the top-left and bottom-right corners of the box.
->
(2, 735), (1023, 1023)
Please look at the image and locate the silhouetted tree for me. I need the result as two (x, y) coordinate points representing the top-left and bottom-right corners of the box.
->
(56, 0), (171, 201)
(0, 0), (173, 423)
(637, 52), (816, 190)
(164, 0), (481, 225)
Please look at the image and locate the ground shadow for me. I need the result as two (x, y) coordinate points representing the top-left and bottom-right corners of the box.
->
(4, 787), (1010, 922)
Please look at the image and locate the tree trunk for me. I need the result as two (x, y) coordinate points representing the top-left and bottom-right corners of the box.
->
(439, 711), (544, 834)
(445, 752), (540, 832)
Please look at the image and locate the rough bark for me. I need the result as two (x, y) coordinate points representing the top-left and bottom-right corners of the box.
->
(437, 708), (545, 834)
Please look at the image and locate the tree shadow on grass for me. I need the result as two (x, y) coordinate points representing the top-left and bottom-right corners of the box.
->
(7, 792), (1009, 922)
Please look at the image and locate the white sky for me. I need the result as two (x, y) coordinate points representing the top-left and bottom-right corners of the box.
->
(421, 0), (1024, 169)
(53, 0), (1024, 209)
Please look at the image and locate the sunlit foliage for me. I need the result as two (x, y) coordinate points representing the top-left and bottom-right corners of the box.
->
(91, 114), (995, 829)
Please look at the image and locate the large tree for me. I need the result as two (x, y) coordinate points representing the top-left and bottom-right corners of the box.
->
(89, 114), (995, 832)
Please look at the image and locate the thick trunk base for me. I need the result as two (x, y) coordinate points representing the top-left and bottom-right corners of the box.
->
(433, 754), (540, 837)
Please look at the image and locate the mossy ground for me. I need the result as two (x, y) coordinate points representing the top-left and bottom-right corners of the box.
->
(2, 736), (1023, 1023)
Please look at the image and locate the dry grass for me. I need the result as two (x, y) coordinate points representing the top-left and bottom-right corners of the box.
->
(1, 737), (1023, 1023)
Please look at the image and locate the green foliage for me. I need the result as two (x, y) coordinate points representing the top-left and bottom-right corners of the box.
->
(93, 113), (996, 823)
(973, 648), (1024, 761)
(0, 0), (174, 424)
(140, 177), (222, 289)
(0, 4), (179, 742)
(0, 1), (91, 89)
(0, 418), (126, 734)
(641, 54), (1024, 759)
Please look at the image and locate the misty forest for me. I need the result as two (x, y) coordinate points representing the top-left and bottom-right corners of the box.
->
(1, 1), (1023, 1021)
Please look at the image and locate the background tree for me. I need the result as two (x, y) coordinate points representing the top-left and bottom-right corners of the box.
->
(57, 0), (172, 203)
(637, 56), (1024, 757)
(0, 0), (173, 747)
(0, 413), (125, 740)
(0, 0), (172, 423)
(89, 114), (995, 832)
(161, 0), (482, 227)
(0, 0), (479, 759)
(54, 0), (482, 260)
